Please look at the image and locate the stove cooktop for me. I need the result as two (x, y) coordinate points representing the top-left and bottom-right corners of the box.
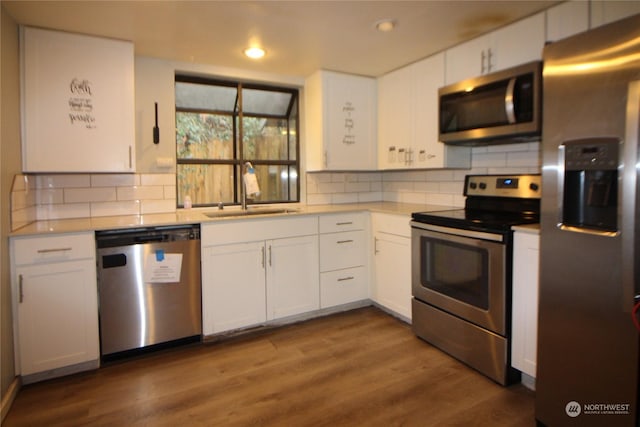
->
(411, 174), (541, 234)
(411, 208), (540, 233)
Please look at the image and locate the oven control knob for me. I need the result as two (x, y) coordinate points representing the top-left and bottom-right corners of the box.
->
(529, 183), (539, 191)
(479, 182), (487, 190)
(469, 182), (477, 189)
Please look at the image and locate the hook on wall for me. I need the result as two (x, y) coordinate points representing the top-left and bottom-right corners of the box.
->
(153, 102), (160, 144)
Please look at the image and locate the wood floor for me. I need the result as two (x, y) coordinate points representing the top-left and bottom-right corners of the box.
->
(4, 307), (535, 426)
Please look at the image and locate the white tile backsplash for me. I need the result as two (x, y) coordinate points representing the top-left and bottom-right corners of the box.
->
(91, 200), (141, 217)
(117, 185), (164, 201)
(141, 199), (176, 215)
(64, 187), (117, 203)
(10, 173), (178, 229)
(91, 174), (140, 187)
(37, 203), (91, 220)
(305, 141), (541, 207)
(34, 174), (91, 189)
(10, 142), (542, 227)
(141, 174), (176, 186)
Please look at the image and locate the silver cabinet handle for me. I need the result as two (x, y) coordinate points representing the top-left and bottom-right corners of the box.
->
(37, 247), (72, 254)
(336, 221), (353, 226)
(337, 276), (354, 282)
(487, 48), (494, 72)
(261, 246), (265, 269)
(19, 274), (24, 303)
(337, 240), (354, 244)
(481, 50), (486, 74)
(268, 245), (272, 267)
(374, 237), (380, 254)
(129, 146), (133, 169)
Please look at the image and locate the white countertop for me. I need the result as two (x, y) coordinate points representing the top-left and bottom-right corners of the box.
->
(11, 202), (455, 237)
(512, 223), (540, 234)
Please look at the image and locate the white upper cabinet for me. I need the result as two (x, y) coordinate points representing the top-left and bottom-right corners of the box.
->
(378, 53), (470, 170)
(445, 12), (545, 84)
(590, 0), (640, 29)
(546, 1), (589, 43)
(305, 70), (377, 171)
(378, 66), (412, 169)
(21, 27), (135, 173)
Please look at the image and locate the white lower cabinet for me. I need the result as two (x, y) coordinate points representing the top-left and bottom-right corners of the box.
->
(267, 235), (320, 319)
(511, 228), (540, 380)
(202, 241), (267, 334)
(11, 232), (99, 379)
(320, 266), (368, 309)
(319, 213), (368, 309)
(371, 213), (412, 320)
(201, 216), (319, 335)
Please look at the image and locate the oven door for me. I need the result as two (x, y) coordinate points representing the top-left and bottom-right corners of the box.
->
(411, 222), (507, 335)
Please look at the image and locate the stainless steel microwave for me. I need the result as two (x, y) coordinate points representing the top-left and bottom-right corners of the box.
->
(439, 61), (542, 146)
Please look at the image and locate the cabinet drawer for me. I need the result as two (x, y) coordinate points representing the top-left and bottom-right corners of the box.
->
(320, 230), (366, 272)
(320, 266), (368, 308)
(372, 212), (411, 238)
(12, 232), (96, 265)
(202, 215), (318, 246)
(319, 212), (365, 234)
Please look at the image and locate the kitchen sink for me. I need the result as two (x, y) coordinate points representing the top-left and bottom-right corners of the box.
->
(204, 207), (299, 218)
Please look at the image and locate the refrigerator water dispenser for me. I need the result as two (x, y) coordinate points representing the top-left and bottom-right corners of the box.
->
(562, 138), (619, 232)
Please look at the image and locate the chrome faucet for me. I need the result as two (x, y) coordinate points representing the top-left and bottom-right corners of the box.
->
(241, 181), (248, 210)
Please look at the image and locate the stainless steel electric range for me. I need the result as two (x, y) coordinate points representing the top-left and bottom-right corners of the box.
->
(410, 174), (540, 385)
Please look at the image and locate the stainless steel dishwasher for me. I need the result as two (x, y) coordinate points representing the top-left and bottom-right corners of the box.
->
(96, 224), (201, 358)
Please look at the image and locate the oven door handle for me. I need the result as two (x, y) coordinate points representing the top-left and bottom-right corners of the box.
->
(410, 221), (504, 243)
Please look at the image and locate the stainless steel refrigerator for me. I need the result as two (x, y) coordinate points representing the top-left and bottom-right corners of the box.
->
(537, 14), (640, 427)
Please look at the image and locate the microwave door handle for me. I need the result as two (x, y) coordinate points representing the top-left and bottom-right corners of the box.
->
(505, 77), (516, 124)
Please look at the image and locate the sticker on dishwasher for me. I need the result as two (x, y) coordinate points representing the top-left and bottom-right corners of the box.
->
(144, 253), (183, 283)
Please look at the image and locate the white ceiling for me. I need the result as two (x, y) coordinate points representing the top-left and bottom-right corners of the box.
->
(2, 0), (559, 78)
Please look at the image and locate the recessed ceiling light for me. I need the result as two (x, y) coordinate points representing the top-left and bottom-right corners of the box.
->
(244, 47), (266, 59)
(375, 19), (396, 32)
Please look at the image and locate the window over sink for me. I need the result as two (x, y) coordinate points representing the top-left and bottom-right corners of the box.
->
(175, 76), (300, 208)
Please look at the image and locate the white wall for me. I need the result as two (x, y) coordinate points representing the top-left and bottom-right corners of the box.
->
(1, 2), (21, 407)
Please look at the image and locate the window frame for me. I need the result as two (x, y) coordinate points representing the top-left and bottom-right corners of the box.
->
(175, 75), (300, 208)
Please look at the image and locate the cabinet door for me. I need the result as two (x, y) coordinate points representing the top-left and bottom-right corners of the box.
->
(492, 13), (545, 71)
(378, 54), (471, 170)
(444, 35), (490, 84)
(267, 235), (319, 320)
(412, 53), (446, 168)
(324, 72), (377, 170)
(372, 231), (411, 320)
(445, 13), (544, 84)
(546, 0), (589, 43)
(16, 260), (99, 375)
(377, 66), (412, 169)
(590, 0), (640, 29)
(21, 27), (135, 172)
(511, 231), (540, 378)
(202, 242), (267, 335)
